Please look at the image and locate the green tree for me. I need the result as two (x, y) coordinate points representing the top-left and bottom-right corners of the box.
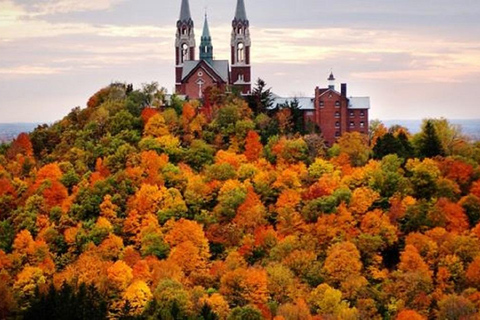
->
(249, 78), (274, 115)
(417, 119), (445, 158)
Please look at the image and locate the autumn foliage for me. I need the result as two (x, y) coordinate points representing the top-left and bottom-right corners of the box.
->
(2, 83), (480, 319)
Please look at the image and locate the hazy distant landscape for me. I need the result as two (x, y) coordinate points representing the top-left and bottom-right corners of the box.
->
(0, 123), (41, 143)
(383, 119), (480, 140)
(2, 119), (480, 143)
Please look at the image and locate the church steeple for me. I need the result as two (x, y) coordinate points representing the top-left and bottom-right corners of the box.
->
(199, 14), (213, 62)
(234, 0), (248, 22)
(175, 0), (196, 92)
(179, 0), (192, 22)
(231, 0), (251, 95)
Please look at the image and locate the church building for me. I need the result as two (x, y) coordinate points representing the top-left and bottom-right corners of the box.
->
(173, 0), (370, 145)
(175, 0), (251, 99)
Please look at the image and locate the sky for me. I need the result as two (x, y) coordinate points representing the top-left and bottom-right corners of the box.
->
(0, 0), (479, 123)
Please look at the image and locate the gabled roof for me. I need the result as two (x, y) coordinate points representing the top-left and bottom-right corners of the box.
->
(317, 88), (342, 98)
(234, 0), (248, 21)
(182, 60), (229, 83)
(349, 97), (371, 109)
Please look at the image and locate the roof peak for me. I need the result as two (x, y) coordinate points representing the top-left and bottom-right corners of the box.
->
(179, 0), (192, 22)
(328, 72), (335, 81)
(234, 0), (248, 21)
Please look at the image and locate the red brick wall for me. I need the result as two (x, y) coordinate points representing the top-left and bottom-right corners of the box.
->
(346, 109), (369, 135)
(176, 66), (183, 85)
(180, 66), (223, 99)
(315, 88), (349, 146)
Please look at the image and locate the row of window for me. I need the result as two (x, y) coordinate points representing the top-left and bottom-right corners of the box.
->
(334, 111), (366, 118)
(335, 121), (366, 128)
(319, 101), (341, 108)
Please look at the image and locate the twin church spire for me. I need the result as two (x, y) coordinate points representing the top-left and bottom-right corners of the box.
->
(175, 0), (252, 96)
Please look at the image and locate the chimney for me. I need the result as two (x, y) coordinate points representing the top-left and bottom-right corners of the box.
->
(341, 83), (347, 97)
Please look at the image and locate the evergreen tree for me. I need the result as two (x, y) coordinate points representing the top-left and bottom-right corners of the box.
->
(418, 120), (445, 158)
(23, 283), (107, 320)
(249, 78), (274, 114)
(373, 133), (402, 159)
(373, 131), (414, 160)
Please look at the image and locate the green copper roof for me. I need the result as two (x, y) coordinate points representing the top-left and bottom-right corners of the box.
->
(200, 14), (213, 62)
(234, 0), (248, 21)
(179, 0), (192, 21)
(202, 14), (211, 38)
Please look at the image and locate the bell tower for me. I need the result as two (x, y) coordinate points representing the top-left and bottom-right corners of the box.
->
(231, 0), (251, 95)
(175, 0), (195, 93)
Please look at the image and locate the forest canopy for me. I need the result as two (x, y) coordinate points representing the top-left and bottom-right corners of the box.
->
(2, 82), (480, 319)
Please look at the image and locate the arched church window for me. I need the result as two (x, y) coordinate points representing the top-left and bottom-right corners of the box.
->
(182, 28), (187, 35)
(181, 43), (189, 63)
(237, 43), (245, 63)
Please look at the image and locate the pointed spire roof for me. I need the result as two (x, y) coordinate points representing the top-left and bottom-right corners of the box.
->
(202, 14), (211, 38)
(200, 13), (213, 62)
(328, 71), (335, 81)
(179, 0), (192, 21)
(234, 0), (248, 21)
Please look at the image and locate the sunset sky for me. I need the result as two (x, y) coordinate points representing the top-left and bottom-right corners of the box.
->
(0, 0), (479, 123)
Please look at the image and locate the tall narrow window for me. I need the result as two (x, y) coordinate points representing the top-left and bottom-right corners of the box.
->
(181, 44), (189, 63)
(237, 43), (245, 63)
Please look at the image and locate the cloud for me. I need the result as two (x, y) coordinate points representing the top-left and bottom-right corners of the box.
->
(30, 0), (125, 15)
(1, 0), (479, 85)
(0, 65), (70, 75)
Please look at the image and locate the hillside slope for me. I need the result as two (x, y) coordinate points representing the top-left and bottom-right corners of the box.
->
(2, 83), (480, 319)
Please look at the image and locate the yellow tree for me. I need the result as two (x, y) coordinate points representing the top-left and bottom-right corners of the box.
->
(123, 280), (153, 315)
(107, 260), (133, 291)
(337, 132), (370, 166)
(144, 114), (169, 137)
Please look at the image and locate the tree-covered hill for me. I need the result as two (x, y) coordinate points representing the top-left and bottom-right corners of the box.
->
(2, 82), (480, 319)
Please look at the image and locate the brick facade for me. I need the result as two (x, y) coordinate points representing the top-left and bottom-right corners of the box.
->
(312, 84), (369, 146)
